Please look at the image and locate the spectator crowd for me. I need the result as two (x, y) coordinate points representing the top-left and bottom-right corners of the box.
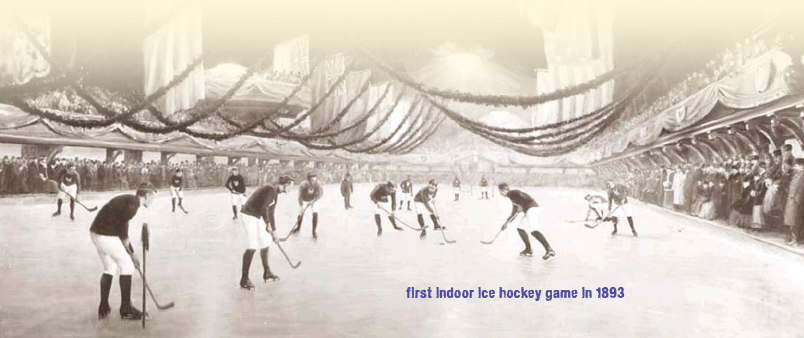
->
(600, 144), (804, 246)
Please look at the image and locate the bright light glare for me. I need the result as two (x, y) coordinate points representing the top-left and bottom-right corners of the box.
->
(446, 53), (482, 76)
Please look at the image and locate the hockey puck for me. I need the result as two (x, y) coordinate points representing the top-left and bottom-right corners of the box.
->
(439, 243), (445, 245)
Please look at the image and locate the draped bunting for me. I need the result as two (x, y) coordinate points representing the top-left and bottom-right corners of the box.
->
(143, 1), (205, 115)
(204, 63), (311, 108)
(0, 103), (452, 164)
(0, 15), (51, 86)
(337, 70), (372, 143)
(573, 48), (795, 164)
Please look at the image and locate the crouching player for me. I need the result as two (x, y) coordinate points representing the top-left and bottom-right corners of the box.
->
(498, 183), (555, 260)
(238, 176), (294, 289)
(90, 183), (156, 321)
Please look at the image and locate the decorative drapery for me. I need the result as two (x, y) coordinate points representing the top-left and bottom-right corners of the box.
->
(143, 0), (205, 115)
(574, 48), (794, 163)
(0, 15), (51, 86)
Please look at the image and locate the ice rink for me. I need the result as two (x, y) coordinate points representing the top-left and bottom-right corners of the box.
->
(2, 183), (804, 337)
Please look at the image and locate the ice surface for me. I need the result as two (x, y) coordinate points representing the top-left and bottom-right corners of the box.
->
(1, 184), (803, 337)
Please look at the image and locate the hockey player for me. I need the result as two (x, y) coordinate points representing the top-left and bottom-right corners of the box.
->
(399, 176), (413, 211)
(452, 176), (461, 202)
(498, 183), (555, 260)
(606, 181), (638, 236)
(416, 180), (444, 239)
(90, 183), (156, 321)
(584, 194), (616, 234)
(169, 169), (184, 212)
(238, 176), (294, 290)
(340, 173), (354, 210)
(289, 173), (323, 239)
(53, 162), (81, 221)
(370, 181), (403, 236)
(225, 167), (247, 220)
(479, 175), (490, 199)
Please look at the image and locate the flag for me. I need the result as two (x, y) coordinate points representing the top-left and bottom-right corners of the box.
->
(310, 53), (346, 131)
(523, 0), (615, 126)
(364, 82), (393, 140)
(0, 15), (51, 86)
(272, 35), (310, 78)
(336, 70), (372, 143)
(143, 0), (205, 115)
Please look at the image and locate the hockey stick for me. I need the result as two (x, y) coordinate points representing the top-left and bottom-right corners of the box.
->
(584, 205), (621, 229)
(279, 203), (311, 242)
(39, 174), (98, 212)
(133, 265), (175, 310)
(269, 231), (301, 269)
(379, 206), (422, 231)
(432, 204), (456, 244)
(479, 228), (504, 245)
(436, 220), (456, 244)
(178, 204), (189, 214)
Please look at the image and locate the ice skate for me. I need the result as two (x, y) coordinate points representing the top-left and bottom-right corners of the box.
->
(263, 272), (280, 283)
(240, 277), (255, 290)
(120, 304), (146, 320)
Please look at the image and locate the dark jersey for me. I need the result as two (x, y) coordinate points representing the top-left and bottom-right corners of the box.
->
(226, 174), (246, 194)
(241, 185), (278, 225)
(401, 180), (412, 194)
(607, 184), (629, 207)
(414, 187), (436, 204)
(170, 175), (183, 188)
(299, 181), (323, 202)
(370, 184), (397, 209)
(90, 195), (140, 240)
(57, 169), (81, 188)
(480, 178), (488, 187)
(506, 189), (539, 213)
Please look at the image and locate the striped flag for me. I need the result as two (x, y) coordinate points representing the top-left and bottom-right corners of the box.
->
(272, 35), (310, 77)
(336, 70), (372, 143)
(309, 53), (346, 131)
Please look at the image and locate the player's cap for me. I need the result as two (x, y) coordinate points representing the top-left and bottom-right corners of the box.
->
(783, 144), (793, 151)
(584, 194), (592, 200)
(497, 183), (509, 190)
(386, 181), (395, 188)
(66, 162), (75, 168)
(231, 167), (238, 171)
(278, 176), (293, 185)
(795, 158), (804, 166)
(175, 168), (182, 173)
(428, 179), (437, 186)
(773, 149), (782, 156)
(307, 173), (317, 179)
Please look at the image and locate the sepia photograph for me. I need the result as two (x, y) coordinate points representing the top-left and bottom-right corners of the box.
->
(1, 0), (803, 336)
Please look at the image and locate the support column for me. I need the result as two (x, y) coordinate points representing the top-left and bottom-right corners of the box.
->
(160, 151), (176, 165)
